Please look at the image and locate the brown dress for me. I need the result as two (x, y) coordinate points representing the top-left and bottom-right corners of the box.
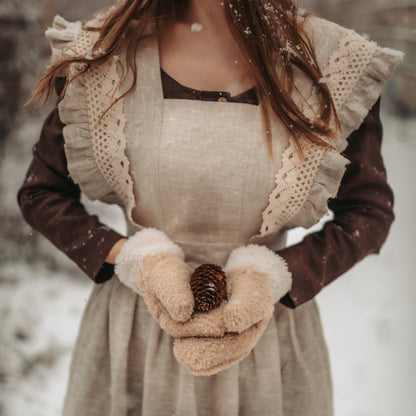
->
(17, 12), (402, 416)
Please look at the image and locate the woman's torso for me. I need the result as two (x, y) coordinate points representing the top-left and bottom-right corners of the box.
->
(123, 37), (291, 266)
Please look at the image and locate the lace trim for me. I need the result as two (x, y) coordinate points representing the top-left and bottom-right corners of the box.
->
(68, 24), (136, 225)
(323, 31), (378, 117)
(45, 16), (82, 66)
(259, 112), (326, 235)
(258, 31), (377, 236)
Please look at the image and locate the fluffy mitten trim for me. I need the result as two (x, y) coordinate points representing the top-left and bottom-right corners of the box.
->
(115, 228), (184, 293)
(224, 244), (292, 303)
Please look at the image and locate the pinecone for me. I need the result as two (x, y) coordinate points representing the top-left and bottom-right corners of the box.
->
(190, 264), (227, 313)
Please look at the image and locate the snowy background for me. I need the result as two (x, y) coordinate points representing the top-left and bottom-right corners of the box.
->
(0, 0), (415, 415)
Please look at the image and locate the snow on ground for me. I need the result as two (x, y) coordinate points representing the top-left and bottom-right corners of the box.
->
(0, 262), (90, 416)
(0, 106), (415, 415)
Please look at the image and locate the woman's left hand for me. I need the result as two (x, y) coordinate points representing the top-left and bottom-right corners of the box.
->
(174, 317), (270, 376)
(223, 244), (292, 333)
(174, 245), (292, 375)
(223, 268), (275, 333)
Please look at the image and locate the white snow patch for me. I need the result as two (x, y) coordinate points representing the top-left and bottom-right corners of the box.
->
(0, 262), (90, 416)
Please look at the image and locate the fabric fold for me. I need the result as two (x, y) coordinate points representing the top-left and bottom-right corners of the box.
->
(305, 15), (404, 148)
(47, 15), (127, 206)
(337, 45), (404, 142)
(44, 15), (82, 65)
(286, 149), (349, 229)
(59, 73), (122, 205)
(280, 16), (403, 230)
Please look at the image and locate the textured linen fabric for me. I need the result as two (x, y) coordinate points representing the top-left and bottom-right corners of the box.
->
(17, 10), (401, 416)
(63, 278), (332, 416)
(56, 42), (335, 413)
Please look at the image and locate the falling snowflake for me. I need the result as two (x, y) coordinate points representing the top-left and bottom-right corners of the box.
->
(191, 23), (203, 33)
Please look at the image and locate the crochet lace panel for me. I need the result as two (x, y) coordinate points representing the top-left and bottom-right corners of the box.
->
(68, 25), (136, 223)
(259, 110), (325, 236)
(322, 31), (378, 112)
(259, 30), (377, 236)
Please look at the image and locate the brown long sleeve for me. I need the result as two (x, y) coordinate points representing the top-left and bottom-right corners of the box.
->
(17, 108), (125, 282)
(279, 98), (394, 308)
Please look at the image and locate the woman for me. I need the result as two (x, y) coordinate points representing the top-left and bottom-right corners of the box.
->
(18, 0), (402, 414)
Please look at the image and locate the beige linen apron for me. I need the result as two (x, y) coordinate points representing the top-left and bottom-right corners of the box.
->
(60, 34), (333, 416)
(52, 12), (401, 416)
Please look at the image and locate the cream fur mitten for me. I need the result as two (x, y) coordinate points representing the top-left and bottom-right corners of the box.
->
(115, 228), (194, 323)
(223, 244), (292, 333)
(173, 317), (270, 376)
(159, 302), (228, 338)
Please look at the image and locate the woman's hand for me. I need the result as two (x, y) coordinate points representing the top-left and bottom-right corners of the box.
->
(173, 245), (292, 375)
(113, 229), (232, 338)
(173, 316), (270, 376)
(223, 244), (292, 333)
(114, 228), (194, 323)
(223, 268), (275, 333)
(105, 238), (128, 264)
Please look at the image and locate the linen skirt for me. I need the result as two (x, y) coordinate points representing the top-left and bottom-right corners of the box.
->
(62, 277), (333, 416)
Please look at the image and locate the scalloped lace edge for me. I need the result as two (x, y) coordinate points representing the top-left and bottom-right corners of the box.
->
(68, 21), (137, 226)
(258, 30), (377, 236)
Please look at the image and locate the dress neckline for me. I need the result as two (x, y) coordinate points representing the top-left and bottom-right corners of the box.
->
(160, 68), (259, 105)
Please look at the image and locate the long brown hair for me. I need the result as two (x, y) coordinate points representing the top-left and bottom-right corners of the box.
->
(29, 0), (338, 154)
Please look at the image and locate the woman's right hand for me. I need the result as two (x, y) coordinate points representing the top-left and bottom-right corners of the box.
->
(115, 228), (195, 323)
(137, 251), (195, 322)
(114, 228), (232, 338)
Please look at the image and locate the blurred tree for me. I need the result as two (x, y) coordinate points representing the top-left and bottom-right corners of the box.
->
(305, 0), (415, 114)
